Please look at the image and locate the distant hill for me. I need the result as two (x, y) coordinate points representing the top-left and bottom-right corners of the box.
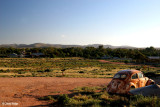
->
(0, 43), (137, 49)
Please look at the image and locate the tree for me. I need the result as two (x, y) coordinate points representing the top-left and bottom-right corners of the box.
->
(135, 51), (147, 63)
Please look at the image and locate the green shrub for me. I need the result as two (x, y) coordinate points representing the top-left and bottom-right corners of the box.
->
(129, 95), (160, 107)
(73, 94), (92, 101)
(44, 69), (52, 72)
(68, 97), (102, 106)
(124, 60), (130, 64)
(0, 69), (11, 73)
(31, 72), (37, 77)
(18, 71), (26, 74)
(0, 69), (4, 73)
(39, 95), (55, 101)
(99, 92), (109, 100)
(37, 70), (43, 73)
(78, 71), (84, 73)
(58, 94), (70, 105)
(72, 86), (101, 95)
(110, 98), (129, 107)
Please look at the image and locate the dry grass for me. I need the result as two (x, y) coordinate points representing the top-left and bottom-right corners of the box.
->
(0, 58), (159, 78)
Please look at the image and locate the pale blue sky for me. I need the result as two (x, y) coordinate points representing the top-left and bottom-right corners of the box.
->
(0, 0), (160, 47)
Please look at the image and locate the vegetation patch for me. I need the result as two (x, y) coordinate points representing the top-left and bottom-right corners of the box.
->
(39, 86), (160, 106)
(0, 58), (159, 78)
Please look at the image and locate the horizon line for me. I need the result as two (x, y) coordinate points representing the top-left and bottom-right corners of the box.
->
(0, 42), (159, 48)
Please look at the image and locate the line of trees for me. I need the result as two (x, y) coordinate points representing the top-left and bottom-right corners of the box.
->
(0, 46), (160, 63)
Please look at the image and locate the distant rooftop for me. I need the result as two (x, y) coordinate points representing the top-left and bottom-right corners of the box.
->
(148, 56), (160, 59)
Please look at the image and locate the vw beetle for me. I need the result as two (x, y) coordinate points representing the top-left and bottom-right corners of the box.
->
(106, 69), (155, 94)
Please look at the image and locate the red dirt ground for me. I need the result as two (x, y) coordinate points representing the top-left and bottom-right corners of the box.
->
(0, 77), (111, 106)
(99, 60), (126, 64)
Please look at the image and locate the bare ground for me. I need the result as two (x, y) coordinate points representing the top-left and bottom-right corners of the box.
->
(0, 77), (111, 107)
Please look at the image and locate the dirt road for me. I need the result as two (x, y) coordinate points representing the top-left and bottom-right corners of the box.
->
(0, 77), (111, 106)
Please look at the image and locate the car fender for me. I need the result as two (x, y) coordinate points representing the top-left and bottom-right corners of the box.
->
(146, 79), (155, 86)
(129, 82), (136, 89)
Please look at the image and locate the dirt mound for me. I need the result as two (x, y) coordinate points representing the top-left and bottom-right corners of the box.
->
(129, 84), (160, 97)
(99, 60), (125, 64)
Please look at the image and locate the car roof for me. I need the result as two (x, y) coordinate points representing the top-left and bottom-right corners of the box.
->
(117, 69), (141, 74)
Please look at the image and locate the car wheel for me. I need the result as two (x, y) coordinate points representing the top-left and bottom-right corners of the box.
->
(130, 86), (135, 90)
(146, 82), (155, 86)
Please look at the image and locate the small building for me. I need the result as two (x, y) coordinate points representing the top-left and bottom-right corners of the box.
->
(148, 56), (160, 60)
(19, 54), (25, 58)
(9, 53), (18, 58)
(31, 53), (45, 57)
(113, 57), (120, 59)
(148, 56), (160, 63)
(101, 55), (112, 59)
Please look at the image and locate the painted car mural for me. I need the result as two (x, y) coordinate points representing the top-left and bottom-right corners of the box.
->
(106, 69), (155, 94)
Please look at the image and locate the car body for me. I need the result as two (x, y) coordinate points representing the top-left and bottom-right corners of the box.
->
(106, 69), (155, 94)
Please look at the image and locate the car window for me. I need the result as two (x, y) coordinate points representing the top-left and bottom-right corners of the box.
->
(114, 74), (120, 78)
(114, 74), (127, 79)
(121, 74), (127, 79)
(132, 73), (138, 79)
(138, 72), (143, 78)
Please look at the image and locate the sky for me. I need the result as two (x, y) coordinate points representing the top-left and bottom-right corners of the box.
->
(0, 0), (160, 47)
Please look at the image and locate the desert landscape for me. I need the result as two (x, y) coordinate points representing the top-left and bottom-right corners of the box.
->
(0, 58), (160, 106)
(1, 0), (160, 106)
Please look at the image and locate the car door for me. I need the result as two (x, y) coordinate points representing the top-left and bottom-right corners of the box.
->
(131, 73), (140, 88)
(138, 72), (146, 87)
